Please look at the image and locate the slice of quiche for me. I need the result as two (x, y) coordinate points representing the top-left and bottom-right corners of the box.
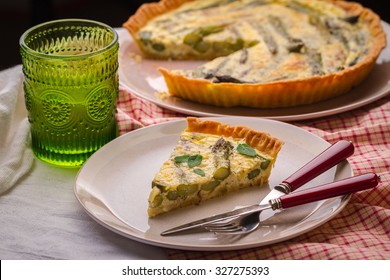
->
(148, 117), (283, 217)
(124, 0), (386, 108)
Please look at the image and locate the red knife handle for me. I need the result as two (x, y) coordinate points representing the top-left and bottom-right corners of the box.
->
(280, 140), (354, 192)
(274, 173), (380, 209)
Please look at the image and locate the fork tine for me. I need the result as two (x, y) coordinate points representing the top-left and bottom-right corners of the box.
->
(208, 227), (245, 234)
(205, 224), (245, 232)
(201, 212), (261, 235)
(203, 215), (246, 232)
(206, 220), (235, 226)
(203, 219), (236, 228)
(204, 223), (238, 230)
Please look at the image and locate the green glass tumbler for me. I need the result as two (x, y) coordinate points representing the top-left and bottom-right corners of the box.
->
(20, 19), (119, 167)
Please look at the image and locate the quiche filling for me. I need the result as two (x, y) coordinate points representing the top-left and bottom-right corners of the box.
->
(124, 0), (385, 108)
(137, 0), (373, 83)
(148, 117), (283, 217)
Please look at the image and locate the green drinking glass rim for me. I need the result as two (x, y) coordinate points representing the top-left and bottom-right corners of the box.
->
(19, 18), (118, 60)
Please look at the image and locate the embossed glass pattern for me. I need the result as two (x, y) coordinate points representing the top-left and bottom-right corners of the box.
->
(20, 19), (119, 167)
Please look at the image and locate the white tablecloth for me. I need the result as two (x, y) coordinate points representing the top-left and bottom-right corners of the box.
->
(0, 66), (167, 259)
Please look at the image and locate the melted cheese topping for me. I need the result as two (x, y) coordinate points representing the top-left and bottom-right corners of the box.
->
(138, 0), (372, 83)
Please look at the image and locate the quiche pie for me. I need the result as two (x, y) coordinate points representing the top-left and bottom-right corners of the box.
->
(124, 0), (386, 108)
(148, 117), (283, 217)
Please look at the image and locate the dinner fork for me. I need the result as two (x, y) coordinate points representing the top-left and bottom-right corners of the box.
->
(203, 173), (379, 235)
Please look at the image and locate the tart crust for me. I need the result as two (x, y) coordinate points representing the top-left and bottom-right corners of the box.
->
(185, 117), (283, 160)
(148, 117), (284, 217)
(159, 59), (374, 108)
(124, 0), (387, 108)
(123, 0), (195, 58)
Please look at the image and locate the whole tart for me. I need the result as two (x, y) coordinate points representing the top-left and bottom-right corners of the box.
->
(148, 117), (283, 217)
(124, 0), (386, 108)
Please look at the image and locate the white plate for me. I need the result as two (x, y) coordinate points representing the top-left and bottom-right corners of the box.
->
(117, 22), (390, 121)
(74, 117), (352, 251)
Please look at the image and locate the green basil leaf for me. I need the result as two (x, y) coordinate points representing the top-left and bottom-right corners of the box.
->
(237, 143), (257, 157)
(193, 168), (205, 177)
(174, 155), (190, 163)
(188, 154), (203, 167)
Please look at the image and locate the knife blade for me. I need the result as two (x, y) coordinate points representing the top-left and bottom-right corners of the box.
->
(161, 173), (379, 236)
(161, 140), (354, 236)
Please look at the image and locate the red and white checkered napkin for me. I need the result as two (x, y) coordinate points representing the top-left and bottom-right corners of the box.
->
(116, 86), (390, 260)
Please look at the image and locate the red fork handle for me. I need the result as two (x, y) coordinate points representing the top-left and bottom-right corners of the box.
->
(280, 140), (354, 192)
(276, 173), (380, 209)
